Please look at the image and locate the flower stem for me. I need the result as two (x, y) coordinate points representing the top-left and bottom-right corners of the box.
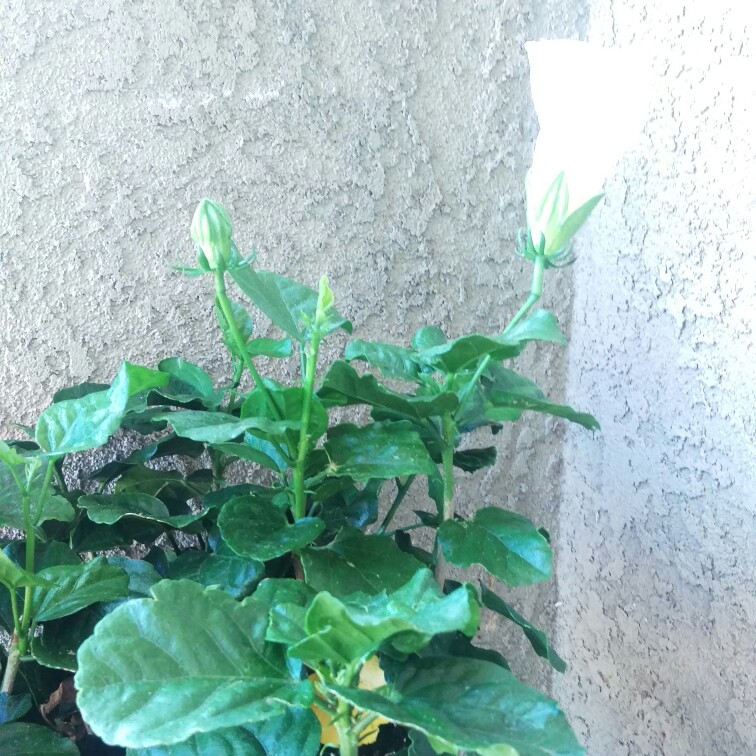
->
(503, 253), (546, 335)
(214, 269), (278, 419)
(292, 334), (321, 520)
(377, 475), (415, 534)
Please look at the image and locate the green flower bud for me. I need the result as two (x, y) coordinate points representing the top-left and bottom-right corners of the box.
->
(191, 199), (233, 269)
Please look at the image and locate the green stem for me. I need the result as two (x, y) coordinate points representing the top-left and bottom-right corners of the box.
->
(440, 414), (456, 522)
(377, 475), (415, 534)
(1, 634), (20, 694)
(334, 700), (359, 756)
(292, 335), (321, 520)
(502, 254), (546, 335)
(214, 269), (278, 419)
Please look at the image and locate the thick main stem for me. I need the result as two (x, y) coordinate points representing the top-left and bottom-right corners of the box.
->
(1, 634), (20, 694)
(293, 336), (320, 520)
(434, 413), (457, 584)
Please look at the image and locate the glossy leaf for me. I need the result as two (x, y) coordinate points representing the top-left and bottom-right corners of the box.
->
(483, 363), (599, 430)
(35, 363), (168, 455)
(215, 297), (254, 360)
(414, 333), (522, 374)
(438, 508), (552, 586)
(327, 657), (584, 756)
(75, 580), (313, 748)
(32, 557), (130, 622)
(168, 551), (264, 599)
(78, 493), (206, 530)
(157, 358), (220, 406)
(231, 267), (351, 341)
(0, 461), (74, 530)
(479, 584), (566, 672)
(246, 337), (293, 359)
(453, 446), (497, 473)
(301, 528), (426, 596)
(242, 386), (328, 442)
(31, 606), (103, 672)
(218, 495), (324, 560)
(210, 441), (283, 471)
(0, 722), (79, 755)
(503, 309), (567, 347)
(0, 550), (50, 591)
(288, 570), (479, 667)
(319, 361), (457, 419)
(126, 708), (321, 756)
(317, 479), (381, 531)
(324, 422), (436, 480)
(345, 339), (421, 382)
(411, 326), (447, 351)
(154, 410), (299, 443)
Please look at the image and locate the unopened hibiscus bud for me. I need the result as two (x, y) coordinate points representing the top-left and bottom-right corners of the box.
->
(191, 199), (233, 269)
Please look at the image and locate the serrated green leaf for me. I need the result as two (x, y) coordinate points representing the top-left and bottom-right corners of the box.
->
(479, 584), (566, 672)
(324, 422), (436, 480)
(78, 493), (206, 530)
(438, 508), (552, 586)
(75, 580), (313, 748)
(0, 722), (80, 755)
(35, 363), (168, 455)
(218, 495), (324, 560)
(32, 557), (130, 622)
(319, 361), (457, 419)
(231, 267), (351, 341)
(288, 570), (479, 668)
(154, 410), (299, 444)
(301, 528), (426, 596)
(327, 656), (584, 756)
(345, 339), (421, 382)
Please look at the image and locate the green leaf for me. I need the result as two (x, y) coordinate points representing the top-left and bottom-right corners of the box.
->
(242, 386), (328, 443)
(31, 606), (103, 672)
(0, 461), (74, 530)
(218, 495), (324, 560)
(324, 422), (436, 480)
(154, 410), (299, 444)
(210, 441), (283, 471)
(35, 363), (168, 455)
(78, 493), (206, 530)
(411, 326), (447, 351)
(168, 551), (264, 599)
(317, 479), (381, 531)
(288, 570), (479, 668)
(438, 508), (552, 586)
(125, 708), (321, 756)
(453, 446), (497, 473)
(231, 267), (351, 341)
(157, 358), (220, 406)
(104, 557), (162, 599)
(301, 528), (426, 596)
(0, 722), (80, 755)
(414, 333), (522, 374)
(503, 309), (567, 347)
(75, 580), (313, 748)
(319, 361), (458, 419)
(52, 382), (110, 403)
(32, 557), (130, 622)
(0, 692), (32, 724)
(478, 584), (566, 672)
(345, 339), (421, 382)
(0, 550), (50, 591)
(246, 336), (293, 359)
(327, 656), (584, 756)
(483, 363), (599, 430)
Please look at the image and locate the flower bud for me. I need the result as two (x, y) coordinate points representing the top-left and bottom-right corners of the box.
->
(191, 199), (233, 269)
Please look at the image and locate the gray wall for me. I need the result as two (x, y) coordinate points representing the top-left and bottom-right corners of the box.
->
(555, 1), (755, 754)
(1, 1), (753, 754)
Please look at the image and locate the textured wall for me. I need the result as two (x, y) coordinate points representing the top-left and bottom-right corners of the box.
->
(555, 2), (756, 754)
(0, 0), (585, 691)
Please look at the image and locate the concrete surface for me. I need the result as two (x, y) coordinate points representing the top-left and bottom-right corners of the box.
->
(555, 1), (756, 754)
(0, 1), (753, 754)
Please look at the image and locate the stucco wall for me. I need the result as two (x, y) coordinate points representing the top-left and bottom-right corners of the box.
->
(555, 1), (755, 754)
